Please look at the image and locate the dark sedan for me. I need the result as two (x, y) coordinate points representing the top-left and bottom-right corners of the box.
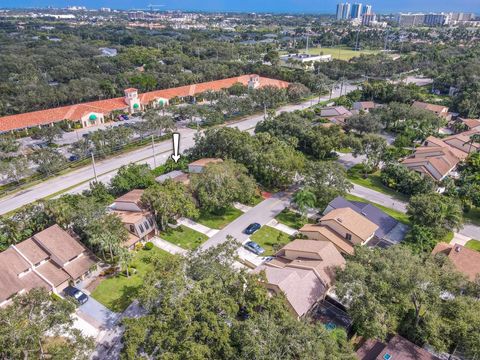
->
(244, 223), (261, 235)
(64, 286), (89, 305)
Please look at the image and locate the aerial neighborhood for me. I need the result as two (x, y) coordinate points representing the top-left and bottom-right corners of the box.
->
(0, 3), (479, 360)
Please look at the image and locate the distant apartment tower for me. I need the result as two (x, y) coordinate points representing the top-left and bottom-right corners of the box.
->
(362, 4), (372, 15)
(336, 3), (345, 20)
(343, 3), (352, 19)
(396, 13), (426, 27)
(362, 13), (377, 26)
(424, 13), (449, 26)
(128, 11), (145, 20)
(351, 3), (362, 19)
(449, 12), (475, 21)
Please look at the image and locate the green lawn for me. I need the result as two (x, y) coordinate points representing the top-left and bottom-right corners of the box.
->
(160, 225), (208, 250)
(196, 206), (243, 229)
(281, 46), (380, 61)
(275, 208), (314, 229)
(250, 226), (292, 255)
(91, 247), (170, 312)
(345, 193), (410, 225)
(465, 239), (480, 252)
(347, 165), (408, 202)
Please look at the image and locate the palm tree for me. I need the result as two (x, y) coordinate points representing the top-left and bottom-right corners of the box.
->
(118, 248), (134, 277)
(465, 133), (480, 154)
(292, 188), (317, 219)
(143, 109), (176, 137)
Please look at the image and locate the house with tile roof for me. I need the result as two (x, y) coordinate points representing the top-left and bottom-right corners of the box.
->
(357, 335), (441, 360)
(352, 101), (376, 112)
(188, 158), (224, 173)
(109, 189), (157, 249)
(412, 101), (450, 120)
(324, 196), (409, 247)
(0, 224), (97, 307)
(0, 74), (289, 134)
(300, 208), (379, 255)
(320, 106), (353, 125)
(432, 243), (480, 282)
(254, 239), (345, 318)
(401, 129), (479, 181)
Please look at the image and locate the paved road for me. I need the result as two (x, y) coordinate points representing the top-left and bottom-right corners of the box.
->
(201, 191), (292, 250)
(349, 183), (479, 238)
(0, 85), (357, 215)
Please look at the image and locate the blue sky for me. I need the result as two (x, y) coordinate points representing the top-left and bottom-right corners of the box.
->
(2, 0), (479, 13)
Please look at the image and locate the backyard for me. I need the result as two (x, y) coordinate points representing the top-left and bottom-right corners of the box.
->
(196, 206), (243, 229)
(91, 247), (170, 312)
(160, 225), (209, 250)
(250, 225), (292, 255)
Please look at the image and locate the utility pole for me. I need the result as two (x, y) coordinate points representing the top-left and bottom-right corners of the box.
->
(151, 135), (157, 168)
(263, 104), (267, 119)
(91, 153), (98, 182)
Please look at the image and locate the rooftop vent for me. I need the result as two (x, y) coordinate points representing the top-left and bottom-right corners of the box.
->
(455, 246), (461, 253)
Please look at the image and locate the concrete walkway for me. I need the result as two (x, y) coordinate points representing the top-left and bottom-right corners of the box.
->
(267, 219), (298, 236)
(152, 236), (187, 255)
(177, 217), (219, 237)
(450, 233), (471, 246)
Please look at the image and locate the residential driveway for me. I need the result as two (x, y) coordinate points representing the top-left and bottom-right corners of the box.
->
(336, 152), (365, 169)
(201, 192), (291, 250)
(78, 297), (120, 330)
(458, 224), (479, 240)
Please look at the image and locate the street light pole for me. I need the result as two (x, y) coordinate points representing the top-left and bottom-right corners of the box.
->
(151, 135), (157, 169)
(91, 153), (98, 182)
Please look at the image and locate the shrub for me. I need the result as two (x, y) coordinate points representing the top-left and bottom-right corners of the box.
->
(144, 242), (154, 250)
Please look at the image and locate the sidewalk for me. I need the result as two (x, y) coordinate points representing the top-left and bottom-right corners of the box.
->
(152, 237), (187, 255)
(450, 233), (471, 246)
(177, 217), (219, 237)
(267, 219), (298, 236)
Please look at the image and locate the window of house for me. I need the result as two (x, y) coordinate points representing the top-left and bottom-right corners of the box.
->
(345, 233), (352, 241)
(148, 217), (154, 226)
(144, 221), (149, 229)
(139, 224), (145, 233)
(130, 225), (135, 233)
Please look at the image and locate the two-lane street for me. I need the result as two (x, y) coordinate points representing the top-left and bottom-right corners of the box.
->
(0, 85), (357, 215)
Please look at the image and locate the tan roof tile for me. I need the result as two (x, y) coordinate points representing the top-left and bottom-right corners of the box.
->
(432, 243), (480, 281)
(320, 208), (378, 241)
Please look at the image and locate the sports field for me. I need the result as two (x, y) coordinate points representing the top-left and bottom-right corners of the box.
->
(282, 46), (380, 61)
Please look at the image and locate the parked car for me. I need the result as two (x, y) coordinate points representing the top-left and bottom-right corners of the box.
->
(68, 155), (80, 162)
(243, 241), (265, 255)
(64, 286), (88, 305)
(121, 114), (129, 120)
(244, 223), (261, 235)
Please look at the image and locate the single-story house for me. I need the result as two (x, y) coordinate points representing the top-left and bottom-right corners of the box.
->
(432, 243), (480, 282)
(188, 158), (223, 174)
(352, 101), (376, 112)
(109, 189), (157, 249)
(412, 101), (451, 120)
(155, 170), (190, 186)
(300, 207), (379, 255)
(254, 239), (345, 318)
(324, 197), (408, 246)
(320, 106), (353, 125)
(356, 335), (441, 360)
(0, 74), (289, 133)
(0, 224), (97, 307)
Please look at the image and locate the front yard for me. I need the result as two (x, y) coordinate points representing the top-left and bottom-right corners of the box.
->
(275, 208), (315, 229)
(465, 239), (480, 252)
(196, 206), (243, 229)
(91, 247), (170, 312)
(250, 226), (292, 255)
(347, 165), (408, 202)
(160, 225), (209, 250)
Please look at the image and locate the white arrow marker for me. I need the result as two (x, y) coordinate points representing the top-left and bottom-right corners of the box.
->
(171, 132), (181, 163)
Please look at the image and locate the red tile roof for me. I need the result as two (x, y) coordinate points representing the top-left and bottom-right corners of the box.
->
(0, 75), (289, 132)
